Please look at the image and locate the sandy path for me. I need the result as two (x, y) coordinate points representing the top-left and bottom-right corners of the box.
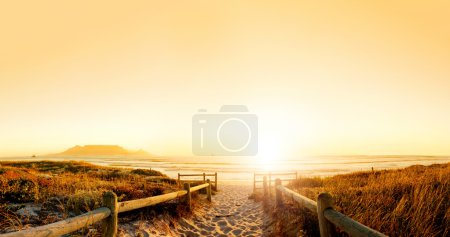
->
(120, 184), (268, 237)
(175, 184), (265, 237)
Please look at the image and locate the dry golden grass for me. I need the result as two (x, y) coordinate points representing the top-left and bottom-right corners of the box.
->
(0, 160), (193, 234)
(270, 163), (450, 237)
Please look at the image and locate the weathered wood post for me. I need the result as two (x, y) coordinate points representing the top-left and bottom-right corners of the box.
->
(102, 191), (118, 237)
(268, 172), (272, 197)
(206, 179), (212, 202)
(275, 178), (282, 208)
(214, 172), (218, 191)
(178, 173), (181, 188)
(317, 192), (336, 237)
(183, 183), (191, 211)
(263, 176), (268, 199)
(201, 172), (206, 194)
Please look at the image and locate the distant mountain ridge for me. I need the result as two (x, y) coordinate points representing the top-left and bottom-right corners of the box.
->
(57, 145), (150, 156)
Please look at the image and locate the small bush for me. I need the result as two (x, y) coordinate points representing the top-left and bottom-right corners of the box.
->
(2, 178), (39, 202)
(131, 169), (163, 177)
(66, 191), (102, 214)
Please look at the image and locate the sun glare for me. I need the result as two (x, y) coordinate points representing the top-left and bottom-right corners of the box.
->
(256, 137), (282, 171)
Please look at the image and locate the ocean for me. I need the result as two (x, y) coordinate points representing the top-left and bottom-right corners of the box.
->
(1, 155), (449, 183)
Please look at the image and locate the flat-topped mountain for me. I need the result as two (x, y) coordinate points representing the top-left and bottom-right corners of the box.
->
(57, 145), (149, 156)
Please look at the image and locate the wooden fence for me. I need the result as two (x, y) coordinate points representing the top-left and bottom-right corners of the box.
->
(253, 171), (297, 194)
(0, 179), (213, 237)
(263, 176), (388, 237)
(178, 172), (218, 191)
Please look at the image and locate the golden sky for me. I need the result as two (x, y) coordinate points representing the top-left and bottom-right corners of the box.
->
(1, 0), (449, 157)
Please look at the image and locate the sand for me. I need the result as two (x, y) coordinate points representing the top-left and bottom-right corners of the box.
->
(120, 184), (271, 237)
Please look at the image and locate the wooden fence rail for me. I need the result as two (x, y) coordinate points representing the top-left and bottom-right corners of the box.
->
(178, 172), (218, 191)
(269, 177), (388, 237)
(253, 171), (297, 194)
(276, 184), (317, 213)
(0, 178), (214, 237)
(0, 207), (111, 237)
(118, 190), (188, 213)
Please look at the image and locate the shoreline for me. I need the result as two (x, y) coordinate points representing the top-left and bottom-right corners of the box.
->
(1, 155), (449, 181)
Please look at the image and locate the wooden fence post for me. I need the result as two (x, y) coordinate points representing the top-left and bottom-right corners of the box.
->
(214, 172), (218, 191)
(202, 173), (206, 194)
(263, 176), (268, 199)
(275, 178), (282, 208)
(206, 179), (212, 202)
(183, 183), (191, 211)
(317, 192), (336, 237)
(178, 173), (181, 188)
(102, 191), (118, 237)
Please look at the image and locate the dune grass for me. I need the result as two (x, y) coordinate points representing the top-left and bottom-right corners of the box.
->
(269, 163), (450, 237)
(0, 160), (191, 234)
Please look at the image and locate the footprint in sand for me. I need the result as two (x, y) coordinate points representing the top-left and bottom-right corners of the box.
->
(221, 226), (232, 234)
(217, 220), (227, 226)
(170, 184), (266, 236)
(232, 229), (243, 235)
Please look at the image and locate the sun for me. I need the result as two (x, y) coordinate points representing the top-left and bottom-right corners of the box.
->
(255, 137), (283, 171)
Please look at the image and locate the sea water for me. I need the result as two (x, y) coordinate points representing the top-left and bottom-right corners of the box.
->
(1, 155), (449, 183)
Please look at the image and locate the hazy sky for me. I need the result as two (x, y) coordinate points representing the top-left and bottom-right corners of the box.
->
(1, 1), (449, 157)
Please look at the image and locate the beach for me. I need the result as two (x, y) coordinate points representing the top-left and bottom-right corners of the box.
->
(120, 184), (270, 237)
(1, 160), (448, 236)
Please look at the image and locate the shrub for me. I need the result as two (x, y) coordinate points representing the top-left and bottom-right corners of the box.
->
(2, 178), (39, 202)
